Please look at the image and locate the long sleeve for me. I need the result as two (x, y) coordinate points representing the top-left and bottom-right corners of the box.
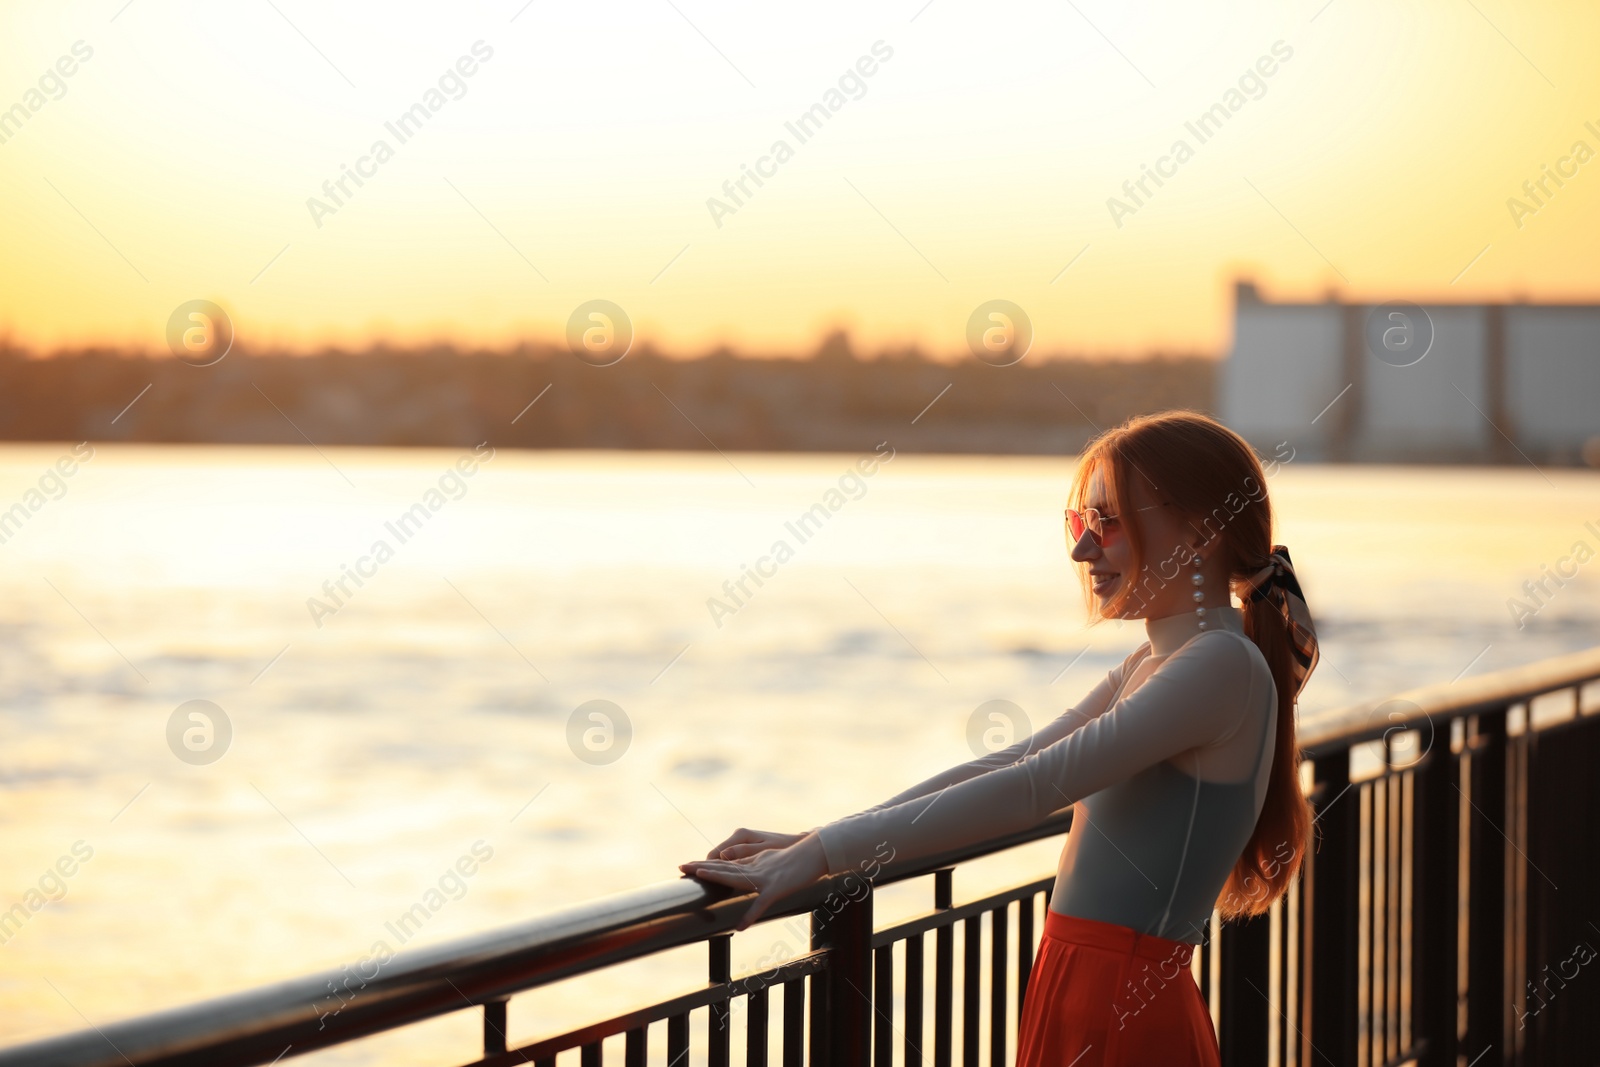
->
(866, 655), (1135, 814)
(804, 653), (1134, 836)
(813, 630), (1259, 877)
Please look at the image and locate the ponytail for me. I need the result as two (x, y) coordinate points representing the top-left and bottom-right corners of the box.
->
(1215, 588), (1313, 920)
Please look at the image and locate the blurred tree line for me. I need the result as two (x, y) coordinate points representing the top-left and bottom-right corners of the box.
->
(0, 331), (1213, 453)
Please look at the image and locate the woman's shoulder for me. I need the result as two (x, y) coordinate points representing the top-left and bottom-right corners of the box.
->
(1128, 628), (1269, 681)
(1167, 627), (1272, 682)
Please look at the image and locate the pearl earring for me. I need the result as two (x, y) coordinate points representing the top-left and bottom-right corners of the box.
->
(1190, 552), (1207, 630)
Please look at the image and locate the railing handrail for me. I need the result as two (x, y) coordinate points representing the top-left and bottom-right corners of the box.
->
(0, 812), (1074, 1067)
(8, 642), (1599, 1067)
(1297, 643), (1600, 757)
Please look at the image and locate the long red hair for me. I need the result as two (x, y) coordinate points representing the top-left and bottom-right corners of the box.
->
(1067, 409), (1311, 921)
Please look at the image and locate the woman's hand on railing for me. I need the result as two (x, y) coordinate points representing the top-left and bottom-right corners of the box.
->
(702, 827), (806, 861)
(678, 831), (830, 931)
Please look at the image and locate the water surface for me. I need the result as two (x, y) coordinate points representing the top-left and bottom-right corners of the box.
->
(2, 445), (1594, 1063)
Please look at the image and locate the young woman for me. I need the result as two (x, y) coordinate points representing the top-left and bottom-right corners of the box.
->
(679, 410), (1321, 1065)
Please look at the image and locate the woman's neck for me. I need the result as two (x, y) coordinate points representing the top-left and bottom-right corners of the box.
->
(1144, 601), (1245, 656)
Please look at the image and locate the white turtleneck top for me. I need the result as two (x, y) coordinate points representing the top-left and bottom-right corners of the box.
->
(813, 602), (1277, 944)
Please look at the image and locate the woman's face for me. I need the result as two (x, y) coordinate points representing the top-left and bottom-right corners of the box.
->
(1069, 466), (1205, 619)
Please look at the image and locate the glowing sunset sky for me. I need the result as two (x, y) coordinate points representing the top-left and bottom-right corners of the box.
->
(1, 0), (1597, 358)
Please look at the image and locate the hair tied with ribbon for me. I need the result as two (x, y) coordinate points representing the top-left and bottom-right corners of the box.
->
(1243, 544), (1319, 697)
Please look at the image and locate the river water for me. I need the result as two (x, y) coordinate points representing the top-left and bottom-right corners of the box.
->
(2, 445), (1596, 1064)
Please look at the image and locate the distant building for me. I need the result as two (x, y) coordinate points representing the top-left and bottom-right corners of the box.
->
(1220, 280), (1600, 465)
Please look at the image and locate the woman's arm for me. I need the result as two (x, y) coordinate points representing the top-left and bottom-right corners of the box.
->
(844, 651), (1137, 818)
(721, 651), (1134, 858)
(813, 631), (1262, 877)
(681, 645), (1162, 929)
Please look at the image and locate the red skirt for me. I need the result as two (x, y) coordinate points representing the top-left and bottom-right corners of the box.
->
(1015, 908), (1221, 1066)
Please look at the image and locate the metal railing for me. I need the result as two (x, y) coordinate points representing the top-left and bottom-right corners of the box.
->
(6, 644), (1599, 1067)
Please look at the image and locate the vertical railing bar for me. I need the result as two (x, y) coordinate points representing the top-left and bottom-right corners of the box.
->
(1389, 769), (1399, 1063)
(1412, 716), (1459, 1067)
(1310, 749), (1359, 1066)
(781, 977), (805, 1067)
(1374, 773), (1386, 1067)
(1269, 893), (1282, 1066)
(1379, 770), (1390, 1062)
(1016, 891), (1034, 1026)
(1373, 775), (1385, 1067)
(813, 873), (872, 1066)
(1458, 729), (1474, 1062)
(935, 869), (954, 1067)
(1360, 781), (1373, 1067)
(1574, 703), (1600, 1061)
(625, 1025), (647, 1067)
(1401, 767), (1414, 1049)
(709, 933), (731, 1067)
(962, 914), (980, 1067)
(483, 998), (508, 1057)
(1375, 775), (1388, 1067)
(905, 931), (925, 1067)
(747, 985), (768, 1067)
(1458, 733), (1475, 1059)
(1382, 777), (1395, 1067)
(1389, 768), (1404, 1061)
(1287, 875), (1300, 1067)
(1219, 895), (1271, 1064)
(1209, 909), (1222, 1038)
(809, 958), (826, 1065)
(989, 901), (1007, 1067)
(873, 943), (893, 1067)
(1508, 724), (1528, 1063)
(667, 1012), (690, 1067)
(1464, 711), (1507, 1064)
(1528, 714), (1558, 1066)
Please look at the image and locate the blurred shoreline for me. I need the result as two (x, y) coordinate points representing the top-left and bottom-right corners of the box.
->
(0, 331), (1209, 455)
(6, 328), (1592, 465)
